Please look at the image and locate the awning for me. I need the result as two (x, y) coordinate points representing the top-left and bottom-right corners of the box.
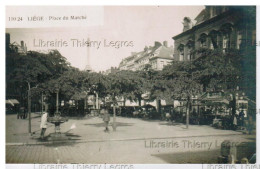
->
(6, 99), (20, 106)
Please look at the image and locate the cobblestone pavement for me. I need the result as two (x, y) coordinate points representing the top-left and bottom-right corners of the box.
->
(6, 113), (246, 144)
(6, 134), (255, 164)
(6, 113), (256, 163)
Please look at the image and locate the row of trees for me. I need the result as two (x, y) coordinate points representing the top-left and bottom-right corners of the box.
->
(6, 46), (255, 129)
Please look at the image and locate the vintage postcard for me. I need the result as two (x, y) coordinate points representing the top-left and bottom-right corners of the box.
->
(5, 5), (257, 168)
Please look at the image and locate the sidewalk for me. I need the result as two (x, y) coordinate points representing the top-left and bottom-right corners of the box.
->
(6, 113), (245, 145)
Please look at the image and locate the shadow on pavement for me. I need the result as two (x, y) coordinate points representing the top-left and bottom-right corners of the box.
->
(31, 115), (41, 119)
(159, 122), (184, 126)
(84, 122), (134, 127)
(152, 149), (220, 163)
(42, 140), (81, 147)
(67, 115), (95, 120)
(32, 132), (82, 147)
(141, 119), (163, 123)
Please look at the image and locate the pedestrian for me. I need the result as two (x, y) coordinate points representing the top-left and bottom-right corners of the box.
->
(102, 107), (110, 132)
(239, 110), (245, 128)
(40, 105), (48, 139)
(233, 115), (238, 131)
(17, 107), (23, 119)
(100, 106), (106, 115)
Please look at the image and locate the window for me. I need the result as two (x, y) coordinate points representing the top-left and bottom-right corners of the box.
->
(222, 33), (231, 53)
(219, 23), (233, 52)
(198, 33), (207, 48)
(209, 30), (219, 49)
(178, 44), (184, 61)
(186, 40), (194, 60)
(237, 31), (243, 49)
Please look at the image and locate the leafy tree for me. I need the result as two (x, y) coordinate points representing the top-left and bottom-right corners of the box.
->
(161, 60), (202, 128)
(192, 48), (242, 92)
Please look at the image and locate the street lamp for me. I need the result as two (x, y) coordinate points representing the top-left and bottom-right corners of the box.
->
(92, 85), (99, 110)
(54, 84), (59, 116)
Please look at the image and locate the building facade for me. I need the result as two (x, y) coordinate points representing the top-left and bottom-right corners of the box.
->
(6, 33), (28, 55)
(172, 6), (256, 61)
(119, 41), (174, 71)
(172, 6), (256, 125)
(102, 67), (119, 75)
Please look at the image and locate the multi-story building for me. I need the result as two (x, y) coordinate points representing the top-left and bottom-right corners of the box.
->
(6, 33), (27, 55)
(102, 67), (119, 75)
(172, 6), (256, 124)
(119, 41), (174, 71)
(172, 6), (256, 61)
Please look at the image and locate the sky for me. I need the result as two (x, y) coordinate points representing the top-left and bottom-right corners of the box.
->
(6, 6), (204, 72)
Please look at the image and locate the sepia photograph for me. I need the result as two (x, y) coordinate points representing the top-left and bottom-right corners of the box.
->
(5, 6), (256, 165)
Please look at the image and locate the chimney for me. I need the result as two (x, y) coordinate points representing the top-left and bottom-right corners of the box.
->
(183, 17), (192, 32)
(163, 41), (168, 47)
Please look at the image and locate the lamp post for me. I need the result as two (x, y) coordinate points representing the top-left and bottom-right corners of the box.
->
(55, 84), (59, 115)
(92, 85), (99, 110)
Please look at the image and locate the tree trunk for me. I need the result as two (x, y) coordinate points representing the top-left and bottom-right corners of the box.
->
(27, 82), (31, 134)
(56, 92), (59, 114)
(232, 95), (236, 116)
(113, 103), (116, 131)
(156, 98), (161, 113)
(112, 94), (117, 131)
(123, 97), (126, 107)
(186, 97), (190, 129)
(41, 93), (44, 114)
(96, 92), (99, 109)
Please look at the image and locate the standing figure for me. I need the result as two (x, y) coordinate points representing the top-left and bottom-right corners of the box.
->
(40, 108), (48, 139)
(239, 110), (245, 128)
(233, 115), (238, 131)
(102, 107), (110, 132)
(17, 107), (24, 119)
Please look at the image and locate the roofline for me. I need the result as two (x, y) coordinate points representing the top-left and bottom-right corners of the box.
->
(172, 10), (235, 40)
(149, 57), (174, 61)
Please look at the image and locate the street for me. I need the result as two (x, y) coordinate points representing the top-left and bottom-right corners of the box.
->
(6, 113), (256, 163)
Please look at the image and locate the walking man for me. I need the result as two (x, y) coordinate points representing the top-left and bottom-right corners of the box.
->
(102, 107), (110, 132)
(40, 105), (48, 139)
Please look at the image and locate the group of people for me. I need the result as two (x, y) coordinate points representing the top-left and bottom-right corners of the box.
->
(232, 110), (245, 130)
(232, 110), (253, 134)
(17, 107), (27, 119)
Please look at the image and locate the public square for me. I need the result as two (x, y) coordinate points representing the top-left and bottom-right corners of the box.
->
(5, 6), (256, 165)
(6, 113), (255, 163)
